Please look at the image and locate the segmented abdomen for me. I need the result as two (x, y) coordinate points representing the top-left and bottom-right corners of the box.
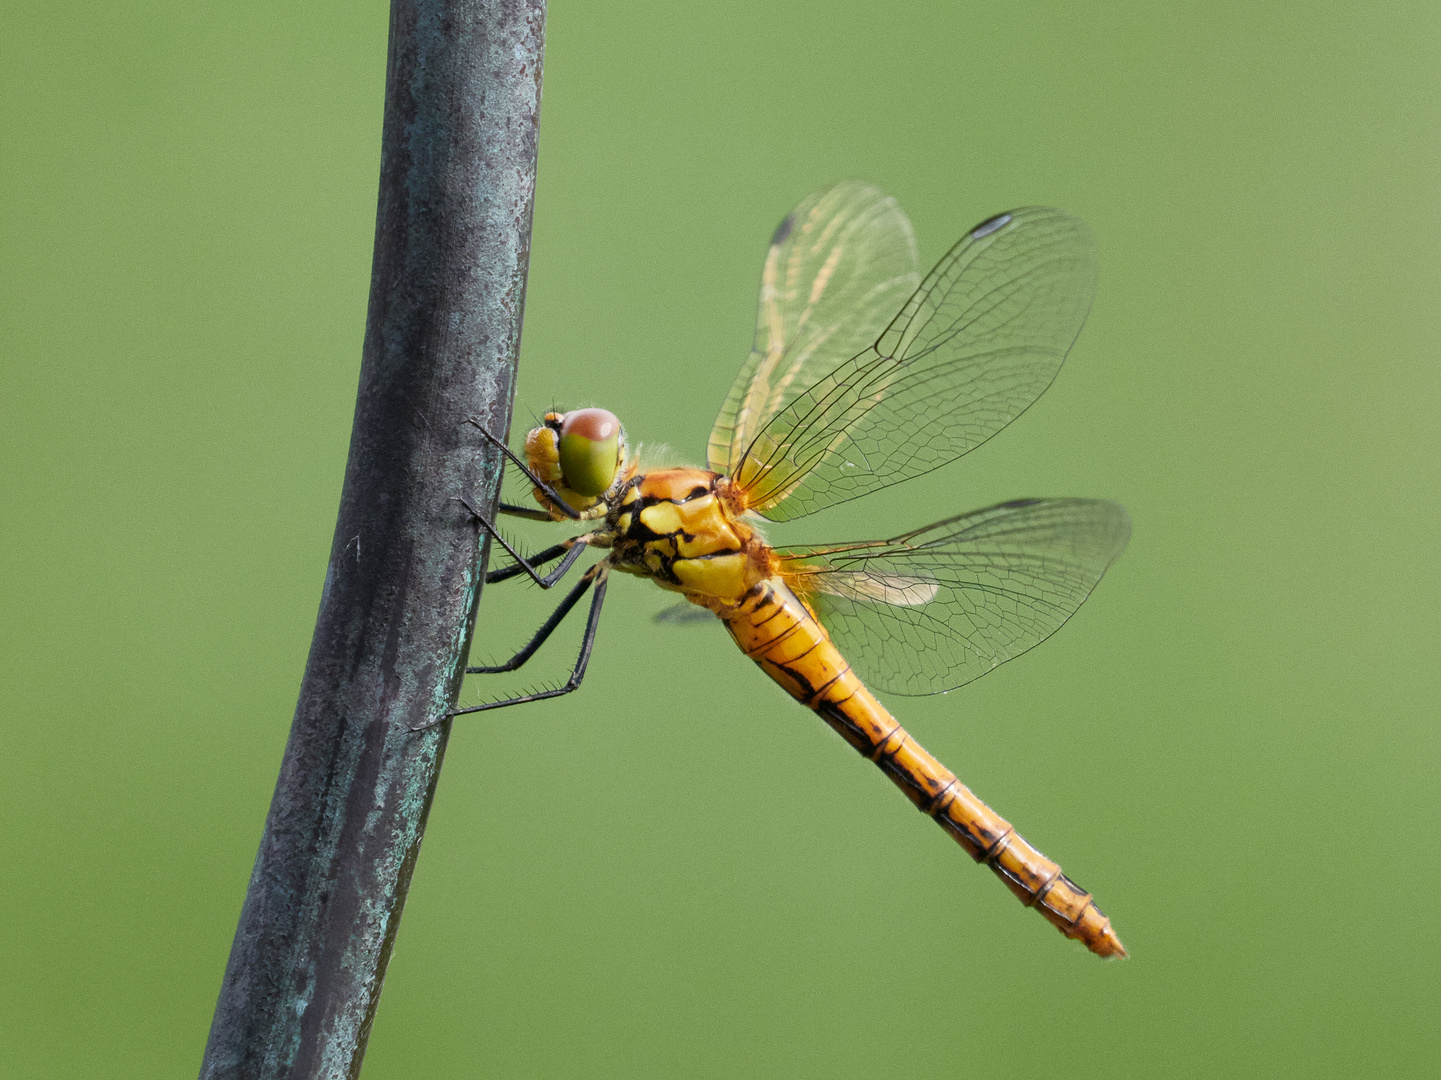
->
(721, 578), (1126, 958)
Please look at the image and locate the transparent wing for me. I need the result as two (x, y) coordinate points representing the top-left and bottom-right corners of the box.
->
(652, 602), (717, 626)
(707, 181), (920, 476)
(733, 208), (1097, 521)
(777, 498), (1129, 696)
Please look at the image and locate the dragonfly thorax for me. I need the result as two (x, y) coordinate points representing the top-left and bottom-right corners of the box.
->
(607, 468), (773, 608)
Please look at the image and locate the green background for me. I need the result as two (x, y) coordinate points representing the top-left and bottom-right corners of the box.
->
(4, 2), (1437, 1076)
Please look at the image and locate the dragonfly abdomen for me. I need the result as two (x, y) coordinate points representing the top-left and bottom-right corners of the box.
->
(723, 578), (1126, 959)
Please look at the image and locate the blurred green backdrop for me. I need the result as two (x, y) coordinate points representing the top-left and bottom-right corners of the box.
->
(4, 2), (1438, 1077)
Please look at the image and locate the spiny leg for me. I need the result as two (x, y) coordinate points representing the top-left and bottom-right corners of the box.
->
(466, 417), (583, 520)
(485, 538), (589, 586)
(458, 565), (608, 715)
(412, 565), (611, 731)
(497, 500), (558, 522)
(467, 565), (601, 675)
(460, 496), (589, 589)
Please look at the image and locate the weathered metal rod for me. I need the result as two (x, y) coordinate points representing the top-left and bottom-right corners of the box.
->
(200, 3), (547, 1076)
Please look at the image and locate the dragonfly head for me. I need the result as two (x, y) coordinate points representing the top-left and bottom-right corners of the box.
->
(525, 409), (629, 508)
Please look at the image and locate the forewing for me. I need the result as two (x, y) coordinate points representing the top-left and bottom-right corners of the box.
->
(734, 208), (1097, 521)
(778, 499), (1129, 696)
(707, 182), (920, 476)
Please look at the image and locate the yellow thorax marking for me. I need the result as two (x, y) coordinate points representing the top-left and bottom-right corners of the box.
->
(672, 553), (749, 597)
(637, 495), (742, 560)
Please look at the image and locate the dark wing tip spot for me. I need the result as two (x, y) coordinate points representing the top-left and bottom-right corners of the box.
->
(771, 213), (795, 246)
(970, 212), (1012, 239)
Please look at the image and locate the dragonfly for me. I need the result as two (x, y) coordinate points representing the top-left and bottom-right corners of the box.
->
(434, 181), (1130, 958)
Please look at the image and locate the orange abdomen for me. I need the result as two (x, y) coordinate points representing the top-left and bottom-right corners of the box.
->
(722, 578), (1126, 958)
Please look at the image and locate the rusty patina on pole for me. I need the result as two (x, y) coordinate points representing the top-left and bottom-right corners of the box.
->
(200, 3), (547, 1076)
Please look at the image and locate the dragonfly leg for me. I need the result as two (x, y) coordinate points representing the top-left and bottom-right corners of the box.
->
(411, 565), (610, 730)
(466, 418), (583, 520)
(485, 538), (589, 587)
(466, 563), (603, 675)
(460, 496), (589, 588)
(497, 500), (557, 522)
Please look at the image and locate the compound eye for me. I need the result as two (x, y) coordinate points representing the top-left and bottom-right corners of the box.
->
(558, 408), (623, 496)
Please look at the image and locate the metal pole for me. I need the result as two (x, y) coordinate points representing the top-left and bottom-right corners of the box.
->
(200, 3), (547, 1075)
